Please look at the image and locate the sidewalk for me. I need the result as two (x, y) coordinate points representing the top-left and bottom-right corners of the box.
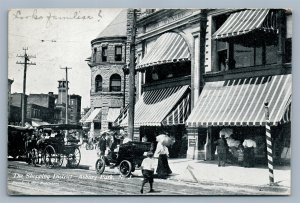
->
(78, 146), (291, 192)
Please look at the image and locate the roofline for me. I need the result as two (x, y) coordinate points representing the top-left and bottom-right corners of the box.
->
(91, 36), (127, 45)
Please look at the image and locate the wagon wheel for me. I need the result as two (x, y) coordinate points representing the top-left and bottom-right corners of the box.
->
(95, 157), (106, 175)
(30, 148), (39, 167)
(44, 145), (59, 168)
(119, 160), (132, 177)
(66, 147), (81, 168)
(57, 154), (64, 167)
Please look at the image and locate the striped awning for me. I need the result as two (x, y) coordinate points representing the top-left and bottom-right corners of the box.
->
(162, 92), (191, 126)
(213, 9), (277, 40)
(121, 85), (190, 127)
(279, 96), (291, 124)
(31, 121), (50, 127)
(85, 108), (101, 123)
(186, 74), (291, 127)
(114, 105), (129, 126)
(79, 108), (92, 123)
(106, 108), (121, 122)
(137, 32), (190, 69)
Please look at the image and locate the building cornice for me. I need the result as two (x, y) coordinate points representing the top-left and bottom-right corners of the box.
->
(136, 9), (201, 43)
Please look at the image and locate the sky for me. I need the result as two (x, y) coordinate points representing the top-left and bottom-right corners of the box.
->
(8, 8), (122, 111)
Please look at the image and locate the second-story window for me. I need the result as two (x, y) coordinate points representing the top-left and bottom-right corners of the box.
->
(95, 75), (103, 92)
(110, 74), (121, 92)
(102, 46), (108, 62)
(93, 47), (97, 63)
(115, 46), (122, 61)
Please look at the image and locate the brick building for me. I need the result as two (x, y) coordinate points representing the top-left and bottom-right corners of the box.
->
(82, 9), (132, 137)
(54, 79), (82, 125)
(8, 79), (14, 122)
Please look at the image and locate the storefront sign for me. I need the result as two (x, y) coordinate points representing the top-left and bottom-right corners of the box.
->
(145, 10), (194, 32)
(189, 138), (196, 147)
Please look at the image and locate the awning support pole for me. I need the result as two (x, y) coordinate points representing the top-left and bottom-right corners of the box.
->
(264, 102), (275, 185)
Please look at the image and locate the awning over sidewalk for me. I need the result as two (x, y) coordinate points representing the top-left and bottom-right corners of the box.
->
(114, 105), (129, 126)
(137, 32), (190, 70)
(162, 92), (191, 126)
(186, 74), (291, 127)
(106, 108), (121, 122)
(85, 108), (101, 123)
(31, 121), (50, 127)
(79, 108), (92, 123)
(212, 9), (277, 40)
(121, 85), (190, 127)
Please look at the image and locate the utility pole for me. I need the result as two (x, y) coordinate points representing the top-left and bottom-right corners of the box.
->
(60, 66), (72, 124)
(128, 9), (137, 140)
(16, 48), (36, 127)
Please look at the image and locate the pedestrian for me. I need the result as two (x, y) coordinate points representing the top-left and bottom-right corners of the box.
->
(154, 142), (172, 178)
(242, 136), (257, 167)
(140, 151), (155, 194)
(215, 134), (228, 167)
(98, 132), (107, 156)
(237, 144), (244, 166)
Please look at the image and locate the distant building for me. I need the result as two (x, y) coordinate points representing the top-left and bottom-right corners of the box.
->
(8, 79), (14, 122)
(54, 79), (82, 124)
(27, 92), (56, 125)
(10, 93), (27, 125)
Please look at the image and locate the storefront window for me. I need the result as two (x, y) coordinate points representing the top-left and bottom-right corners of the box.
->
(265, 44), (277, 65)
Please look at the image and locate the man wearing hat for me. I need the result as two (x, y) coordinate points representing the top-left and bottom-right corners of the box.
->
(98, 131), (107, 156)
(215, 133), (229, 167)
(140, 151), (155, 194)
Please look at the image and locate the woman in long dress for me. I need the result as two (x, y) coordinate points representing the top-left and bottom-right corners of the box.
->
(154, 142), (172, 178)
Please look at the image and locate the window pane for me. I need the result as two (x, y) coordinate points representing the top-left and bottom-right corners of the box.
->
(234, 44), (254, 68)
(111, 80), (121, 86)
(255, 46), (263, 66)
(116, 46), (122, 55)
(266, 44), (277, 65)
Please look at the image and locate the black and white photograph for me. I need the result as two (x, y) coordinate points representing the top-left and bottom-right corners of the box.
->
(7, 8), (292, 196)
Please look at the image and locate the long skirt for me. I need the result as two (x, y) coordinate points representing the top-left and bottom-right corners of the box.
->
(156, 154), (172, 178)
(244, 147), (255, 167)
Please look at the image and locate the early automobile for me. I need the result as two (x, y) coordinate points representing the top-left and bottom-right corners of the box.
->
(8, 125), (35, 160)
(95, 141), (152, 177)
(35, 124), (82, 168)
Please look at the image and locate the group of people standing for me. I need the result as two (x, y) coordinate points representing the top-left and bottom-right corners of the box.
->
(215, 131), (257, 168)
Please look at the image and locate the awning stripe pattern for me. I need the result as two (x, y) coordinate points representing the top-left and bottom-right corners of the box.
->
(121, 85), (190, 127)
(279, 96), (291, 124)
(162, 92), (191, 125)
(85, 108), (101, 123)
(114, 105), (129, 126)
(137, 32), (190, 69)
(106, 108), (121, 122)
(213, 9), (275, 40)
(186, 74), (291, 127)
(79, 108), (93, 123)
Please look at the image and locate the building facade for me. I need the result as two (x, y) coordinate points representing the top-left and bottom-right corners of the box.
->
(8, 79), (14, 122)
(186, 9), (292, 164)
(83, 9), (132, 138)
(117, 9), (204, 158)
(54, 79), (82, 125)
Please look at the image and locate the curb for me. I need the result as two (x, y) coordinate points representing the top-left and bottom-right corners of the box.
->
(78, 163), (290, 194)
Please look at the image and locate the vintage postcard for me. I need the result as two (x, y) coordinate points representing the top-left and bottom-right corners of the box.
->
(7, 8), (291, 195)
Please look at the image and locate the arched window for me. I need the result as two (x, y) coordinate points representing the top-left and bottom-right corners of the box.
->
(95, 75), (102, 92)
(110, 74), (121, 92)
